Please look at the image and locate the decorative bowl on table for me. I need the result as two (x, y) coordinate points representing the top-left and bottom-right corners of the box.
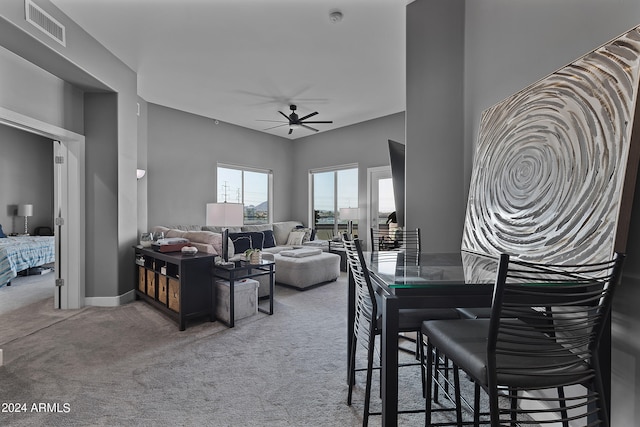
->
(181, 246), (198, 255)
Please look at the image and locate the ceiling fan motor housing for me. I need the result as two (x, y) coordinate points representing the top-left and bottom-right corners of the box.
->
(262, 104), (332, 134)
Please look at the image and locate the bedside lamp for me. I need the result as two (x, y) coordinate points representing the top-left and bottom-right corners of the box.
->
(17, 204), (33, 235)
(206, 202), (243, 262)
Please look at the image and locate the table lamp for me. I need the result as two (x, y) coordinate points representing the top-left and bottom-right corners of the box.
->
(17, 204), (33, 235)
(339, 207), (359, 237)
(206, 202), (243, 262)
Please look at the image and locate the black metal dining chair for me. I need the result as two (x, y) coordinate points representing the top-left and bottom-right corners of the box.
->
(370, 227), (422, 355)
(455, 304), (573, 426)
(343, 236), (460, 426)
(422, 252), (625, 427)
(370, 226), (421, 252)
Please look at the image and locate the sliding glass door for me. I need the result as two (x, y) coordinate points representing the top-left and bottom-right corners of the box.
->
(368, 166), (396, 250)
(310, 165), (358, 240)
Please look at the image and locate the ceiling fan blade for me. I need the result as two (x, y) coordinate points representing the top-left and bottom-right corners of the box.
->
(264, 123), (289, 130)
(257, 119), (287, 123)
(301, 124), (319, 132)
(301, 120), (333, 124)
(288, 128), (293, 135)
(279, 111), (290, 121)
(298, 111), (318, 121)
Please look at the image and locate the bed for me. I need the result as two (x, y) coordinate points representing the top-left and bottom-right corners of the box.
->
(0, 236), (56, 287)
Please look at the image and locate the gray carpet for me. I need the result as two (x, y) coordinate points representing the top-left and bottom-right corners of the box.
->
(0, 273), (530, 426)
(0, 270), (56, 316)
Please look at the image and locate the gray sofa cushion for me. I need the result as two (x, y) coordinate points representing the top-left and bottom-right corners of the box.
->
(241, 224), (273, 232)
(272, 221), (303, 246)
(201, 225), (242, 233)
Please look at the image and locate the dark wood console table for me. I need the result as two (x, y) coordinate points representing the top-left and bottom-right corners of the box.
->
(134, 247), (215, 330)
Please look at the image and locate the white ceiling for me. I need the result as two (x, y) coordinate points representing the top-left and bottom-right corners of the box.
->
(50, 0), (407, 139)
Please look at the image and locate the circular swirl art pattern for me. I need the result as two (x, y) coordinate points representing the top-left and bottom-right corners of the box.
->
(462, 27), (640, 264)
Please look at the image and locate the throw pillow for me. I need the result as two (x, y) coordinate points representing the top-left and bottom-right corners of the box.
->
(294, 226), (313, 242)
(0, 224), (6, 238)
(261, 230), (276, 248)
(286, 230), (306, 246)
(229, 232), (265, 254)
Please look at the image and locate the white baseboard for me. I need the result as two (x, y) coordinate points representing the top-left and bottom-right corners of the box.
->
(84, 290), (136, 307)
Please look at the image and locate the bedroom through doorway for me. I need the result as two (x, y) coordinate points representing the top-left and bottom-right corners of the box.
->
(0, 107), (85, 311)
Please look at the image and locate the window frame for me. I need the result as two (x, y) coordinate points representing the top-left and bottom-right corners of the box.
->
(216, 163), (273, 225)
(309, 163), (359, 238)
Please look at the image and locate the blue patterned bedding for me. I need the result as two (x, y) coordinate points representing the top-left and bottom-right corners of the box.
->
(0, 236), (55, 286)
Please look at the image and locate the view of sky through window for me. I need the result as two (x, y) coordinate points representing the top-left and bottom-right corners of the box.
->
(217, 166), (269, 224)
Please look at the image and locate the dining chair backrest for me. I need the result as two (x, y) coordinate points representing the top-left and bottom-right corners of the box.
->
(343, 236), (380, 351)
(370, 227), (421, 252)
(487, 252), (625, 414)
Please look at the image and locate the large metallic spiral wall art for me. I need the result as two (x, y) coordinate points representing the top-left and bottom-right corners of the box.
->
(462, 26), (640, 264)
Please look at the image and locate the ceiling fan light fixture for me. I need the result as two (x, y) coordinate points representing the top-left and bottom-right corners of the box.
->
(290, 123), (301, 129)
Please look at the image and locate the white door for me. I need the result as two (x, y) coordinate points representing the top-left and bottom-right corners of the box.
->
(367, 166), (395, 251)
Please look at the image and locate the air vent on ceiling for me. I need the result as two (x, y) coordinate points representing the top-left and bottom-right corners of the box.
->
(25, 0), (66, 46)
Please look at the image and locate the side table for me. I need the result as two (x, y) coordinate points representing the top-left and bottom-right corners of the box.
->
(328, 241), (347, 272)
(212, 259), (275, 327)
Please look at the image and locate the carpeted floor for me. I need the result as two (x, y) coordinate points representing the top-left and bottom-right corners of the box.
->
(0, 273), (527, 426)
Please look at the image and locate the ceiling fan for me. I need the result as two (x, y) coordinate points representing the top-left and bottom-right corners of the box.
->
(260, 105), (333, 134)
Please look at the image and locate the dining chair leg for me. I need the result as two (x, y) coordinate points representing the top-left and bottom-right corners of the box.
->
(488, 384), (500, 427)
(347, 334), (358, 405)
(556, 386), (569, 427)
(363, 335), (376, 427)
(510, 389), (518, 424)
(453, 361), (463, 425)
(592, 363), (611, 427)
(419, 332), (426, 398)
(424, 340), (435, 426)
(474, 382), (480, 427)
(444, 355), (450, 398)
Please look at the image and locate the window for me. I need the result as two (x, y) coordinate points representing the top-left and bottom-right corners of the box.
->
(310, 165), (358, 239)
(217, 164), (272, 224)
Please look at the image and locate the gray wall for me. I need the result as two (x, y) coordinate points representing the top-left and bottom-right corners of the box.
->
(0, 125), (53, 235)
(291, 112), (406, 230)
(459, 1), (640, 424)
(0, 45), (84, 134)
(146, 103), (296, 227)
(137, 98), (148, 234)
(144, 107), (404, 236)
(406, 0), (465, 252)
(1, 0), (139, 299)
(85, 93), (120, 297)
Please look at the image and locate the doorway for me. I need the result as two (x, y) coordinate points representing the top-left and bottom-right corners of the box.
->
(367, 166), (396, 251)
(0, 107), (85, 309)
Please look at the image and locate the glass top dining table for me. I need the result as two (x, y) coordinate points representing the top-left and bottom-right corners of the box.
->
(347, 250), (500, 426)
(366, 250), (499, 289)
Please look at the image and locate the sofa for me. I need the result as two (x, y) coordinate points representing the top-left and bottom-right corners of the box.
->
(150, 221), (340, 294)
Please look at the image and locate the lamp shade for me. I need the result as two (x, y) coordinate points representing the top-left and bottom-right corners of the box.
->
(206, 203), (244, 226)
(18, 204), (33, 217)
(136, 169), (146, 179)
(339, 207), (359, 220)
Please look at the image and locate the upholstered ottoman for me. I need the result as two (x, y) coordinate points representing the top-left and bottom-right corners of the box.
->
(267, 248), (340, 290)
